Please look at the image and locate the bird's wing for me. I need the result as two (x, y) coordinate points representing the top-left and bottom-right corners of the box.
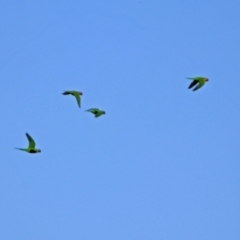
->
(188, 80), (199, 89)
(193, 82), (204, 91)
(73, 93), (81, 108)
(26, 133), (36, 148)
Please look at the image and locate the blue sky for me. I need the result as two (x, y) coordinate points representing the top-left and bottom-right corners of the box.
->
(0, 0), (240, 239)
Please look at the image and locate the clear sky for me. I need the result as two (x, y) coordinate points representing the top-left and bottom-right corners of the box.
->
(0, 0), (239, 239)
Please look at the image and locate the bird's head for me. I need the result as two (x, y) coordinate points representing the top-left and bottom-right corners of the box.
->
(37, 149), (41, 153)
(79, 92), (83, 95)
(205, 78), (209, 82)
(103, 111), (106, 114)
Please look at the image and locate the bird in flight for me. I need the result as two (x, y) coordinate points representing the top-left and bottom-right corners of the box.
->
(187, 77), (209, 91)
(86, 108), (106, 118)
(62, 90), (83, 108)
(15, 133), (41, 153)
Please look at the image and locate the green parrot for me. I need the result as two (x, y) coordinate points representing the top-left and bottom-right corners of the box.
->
(15, 133), (41, 153)
(62, 90), (83, 108)
(86, 108), (106, 118)
(187, 77), (209, 91)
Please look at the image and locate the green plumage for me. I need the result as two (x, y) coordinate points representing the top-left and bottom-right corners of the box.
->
(187, 77), (209, 91)
(86, 108), (106, 118)
(63, 90), (83, 108)
(15, 133), (41, 154)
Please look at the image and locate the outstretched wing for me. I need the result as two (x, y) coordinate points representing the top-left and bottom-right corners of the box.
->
(188, 80), (199, 89)
(26, 133), (36, 148)
(73, 93), (81, 108)
(193, 82), (204, 91)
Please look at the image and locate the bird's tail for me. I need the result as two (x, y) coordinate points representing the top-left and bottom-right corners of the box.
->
(186, 77), (194, 80)
(15, 148), (26, 151)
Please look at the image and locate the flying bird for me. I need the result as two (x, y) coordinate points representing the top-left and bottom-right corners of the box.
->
(15, 133), (41, 153)
(187, 77), (209, 91)
(86, 108), (106, 118)
(62, 90), (83, 108)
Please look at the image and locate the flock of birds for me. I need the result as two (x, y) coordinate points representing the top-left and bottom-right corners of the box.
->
(15, 76), (208, 154)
